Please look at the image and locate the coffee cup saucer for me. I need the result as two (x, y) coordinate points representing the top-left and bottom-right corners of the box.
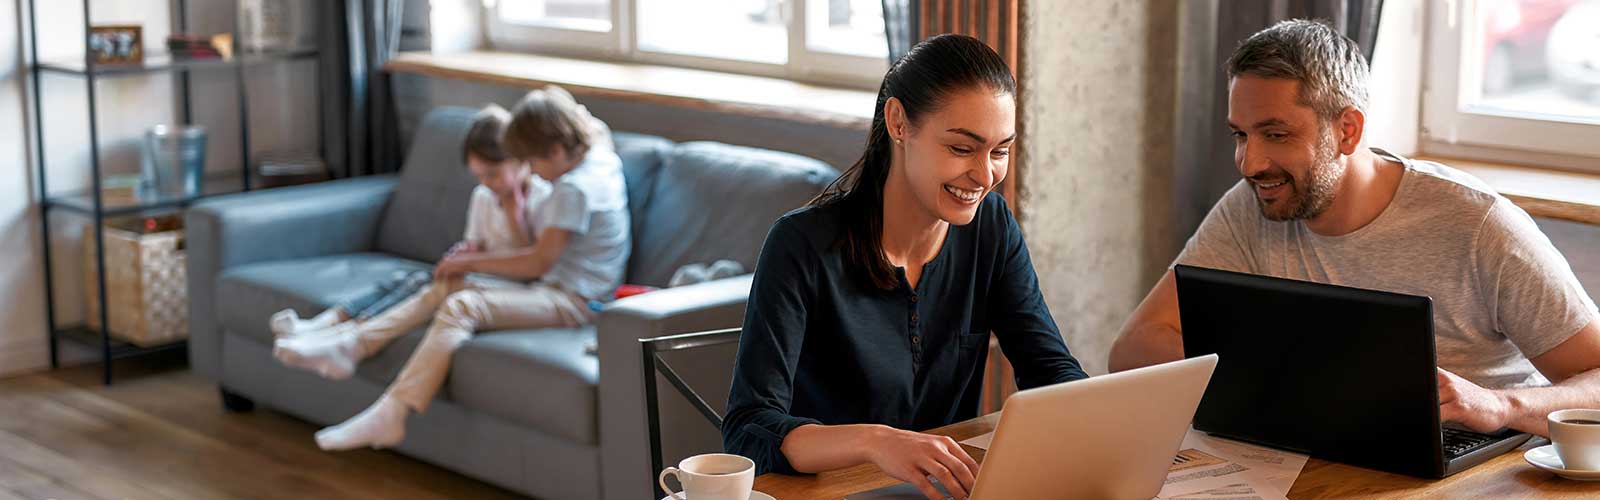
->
(662, 491), (776, 500)
(1525, 444), (1600, 481)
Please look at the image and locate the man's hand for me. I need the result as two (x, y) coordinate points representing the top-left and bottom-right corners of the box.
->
(1438, 368), (1513, 432)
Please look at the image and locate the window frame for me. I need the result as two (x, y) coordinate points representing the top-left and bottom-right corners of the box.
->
(484, 0), (888, 90)
(1420, 0), (1600, 173)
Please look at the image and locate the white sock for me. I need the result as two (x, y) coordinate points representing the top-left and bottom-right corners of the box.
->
(270, 308), (345, 339)
(272, 326), (361, 380)
(315, 395), (408, 451)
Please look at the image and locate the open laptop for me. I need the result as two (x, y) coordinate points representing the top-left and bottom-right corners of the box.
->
(1174, 264), (1531, 478)
(849, 354), (1219, 500)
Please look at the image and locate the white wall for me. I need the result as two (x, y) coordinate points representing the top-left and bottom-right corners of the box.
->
(1020, 1), (1179, 375)
(1, 0), (48, 376)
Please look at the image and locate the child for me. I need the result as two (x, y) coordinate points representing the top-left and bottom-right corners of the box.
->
(272, 89), (630, 451)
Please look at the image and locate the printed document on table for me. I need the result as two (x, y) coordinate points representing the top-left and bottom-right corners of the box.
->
(1157, 429), (1308, 499)
(958, 431), (994, 450)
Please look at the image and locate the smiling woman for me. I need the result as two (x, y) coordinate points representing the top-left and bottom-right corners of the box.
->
(720, 34), (1088, 500)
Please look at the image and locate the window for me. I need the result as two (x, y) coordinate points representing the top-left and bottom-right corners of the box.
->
(497, 0), (612, 31)
(485, 0), (889, 89)
(1423, 0), (1600, 170)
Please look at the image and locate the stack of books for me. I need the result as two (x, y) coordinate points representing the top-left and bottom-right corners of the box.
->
(166, 33), (233, 60)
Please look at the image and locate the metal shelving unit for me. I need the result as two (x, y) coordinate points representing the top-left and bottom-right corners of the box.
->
(26, 0), (321, 385)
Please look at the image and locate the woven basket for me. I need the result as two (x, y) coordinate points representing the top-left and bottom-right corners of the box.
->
(84, 216), (188, 347)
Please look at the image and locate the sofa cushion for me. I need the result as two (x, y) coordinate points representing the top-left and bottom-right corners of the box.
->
(216, 253), (433, 345)
(376, 106), (483, 264)
(216, 253), (601, 444)
(449, 328), (600, 445)
(628, 141), (839, 286)
(613, 132), (673, 241)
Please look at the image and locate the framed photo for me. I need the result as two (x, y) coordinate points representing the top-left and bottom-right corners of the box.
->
(89, 25), (144, 64)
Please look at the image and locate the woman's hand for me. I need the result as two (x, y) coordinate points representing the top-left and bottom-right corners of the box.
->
(862, 427), (980, 500)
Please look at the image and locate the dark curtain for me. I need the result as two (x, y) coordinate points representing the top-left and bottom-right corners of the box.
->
(882, 0), (920, 62)
(1174, 0), (1384, 245)
(320, 0), (405, 178)
(881, 0), (1019, 69)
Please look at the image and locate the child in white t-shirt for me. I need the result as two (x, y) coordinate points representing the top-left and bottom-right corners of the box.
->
(271, 91), (630, 451)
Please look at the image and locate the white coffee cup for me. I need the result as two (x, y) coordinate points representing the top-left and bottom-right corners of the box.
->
(658, 453), (754, 500)
(1549, 409), (1600, 470)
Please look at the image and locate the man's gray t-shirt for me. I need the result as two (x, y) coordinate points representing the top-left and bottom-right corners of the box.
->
(530, 144), (630, 302)
(1177, 149), (1598, 389)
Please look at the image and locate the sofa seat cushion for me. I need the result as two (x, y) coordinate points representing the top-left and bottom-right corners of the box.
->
(449, 328), (601, 445)
(216, 253), (433, 346)
(215, 253), (601, 444)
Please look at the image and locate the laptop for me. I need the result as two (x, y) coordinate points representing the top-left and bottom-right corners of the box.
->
(849, 354), (1219, 500)
(1174, 264), (1531, 478)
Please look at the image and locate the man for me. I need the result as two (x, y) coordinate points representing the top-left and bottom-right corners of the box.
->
(1109, 19), (1600, 437)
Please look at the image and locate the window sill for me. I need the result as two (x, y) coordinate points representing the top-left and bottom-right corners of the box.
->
(384, 51), (875, 130)
(1420, 155), (1600, 226)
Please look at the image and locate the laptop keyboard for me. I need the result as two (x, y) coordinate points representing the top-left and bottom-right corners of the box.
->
(1441, 427), (1498, 457)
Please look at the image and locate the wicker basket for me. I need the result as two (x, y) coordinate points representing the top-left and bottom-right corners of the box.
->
(84, 216), (188, 346)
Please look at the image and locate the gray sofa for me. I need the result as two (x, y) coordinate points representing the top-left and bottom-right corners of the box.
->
(186, 106), (839, 499)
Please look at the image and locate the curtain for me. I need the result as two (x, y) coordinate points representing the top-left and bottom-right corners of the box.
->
(1173, 0), (1384, 249)
(321, 0), (405, 177)
(882, 0), (1021, 73)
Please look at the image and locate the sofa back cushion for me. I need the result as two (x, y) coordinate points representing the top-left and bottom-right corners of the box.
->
(627, 141), (839, 287)
(375, 106), (483, 263)
(613, 132), (674, 243)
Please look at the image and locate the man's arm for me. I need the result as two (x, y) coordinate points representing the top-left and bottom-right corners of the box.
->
(1440, 318), (1600, 436)
(1108, 269), (1186, 372)
(438, 227), (571, 281)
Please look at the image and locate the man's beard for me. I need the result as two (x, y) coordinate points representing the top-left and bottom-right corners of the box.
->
(1257, 130), (1343, 221)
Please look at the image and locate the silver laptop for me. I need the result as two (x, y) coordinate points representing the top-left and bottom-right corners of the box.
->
(849, 355), (1219, 500)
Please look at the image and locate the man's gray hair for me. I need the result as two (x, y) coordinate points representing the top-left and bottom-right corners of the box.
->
(1226, 19), (1370, 122)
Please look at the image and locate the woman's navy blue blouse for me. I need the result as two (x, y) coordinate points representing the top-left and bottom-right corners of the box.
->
(722, 193), (1088, 475)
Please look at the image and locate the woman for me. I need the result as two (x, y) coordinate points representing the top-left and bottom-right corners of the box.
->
(722, 34), (1087, 500)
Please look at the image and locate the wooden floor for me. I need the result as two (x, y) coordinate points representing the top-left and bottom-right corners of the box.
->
(0, 351), (524, 500)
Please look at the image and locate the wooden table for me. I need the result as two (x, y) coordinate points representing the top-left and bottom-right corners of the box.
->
(753, 413), (1600, 499)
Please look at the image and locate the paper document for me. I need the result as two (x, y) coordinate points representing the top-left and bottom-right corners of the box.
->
(1157, 429), (1308, 500)
(958, 432), (994, 450)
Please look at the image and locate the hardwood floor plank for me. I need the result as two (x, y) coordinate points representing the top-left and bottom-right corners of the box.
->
(0, 454), (107, 500)
(0, 430), (172, 500)
(0, 357), (525, 500)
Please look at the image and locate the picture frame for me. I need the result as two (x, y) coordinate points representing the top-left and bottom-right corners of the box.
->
(89, 25), (144, 64)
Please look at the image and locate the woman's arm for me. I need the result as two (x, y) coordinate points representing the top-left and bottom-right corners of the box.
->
(987, 200), (1088, 387)
(781, 423), (979, 500)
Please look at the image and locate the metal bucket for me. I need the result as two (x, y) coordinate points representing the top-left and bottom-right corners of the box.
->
(140, 125), (206, 197)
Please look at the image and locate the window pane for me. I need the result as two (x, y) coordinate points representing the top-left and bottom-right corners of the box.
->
(1471, 0), (1600, 121)
(638, 0), (787, 64)
(499, 0), (612, 32)
(806, 0), (888, 58)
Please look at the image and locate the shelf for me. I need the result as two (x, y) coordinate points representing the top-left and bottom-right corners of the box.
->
(44, 175), (249, 217)
(36, 48), (318, 78)
(55, 325), (187, 360)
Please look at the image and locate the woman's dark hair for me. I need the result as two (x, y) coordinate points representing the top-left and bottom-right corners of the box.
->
(463, 104), (513, 164)
(811, 33), (1017, 290)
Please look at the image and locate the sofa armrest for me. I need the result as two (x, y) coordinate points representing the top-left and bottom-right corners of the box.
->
(185, 176), (398, 380)
(596, 274), (752, 500)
